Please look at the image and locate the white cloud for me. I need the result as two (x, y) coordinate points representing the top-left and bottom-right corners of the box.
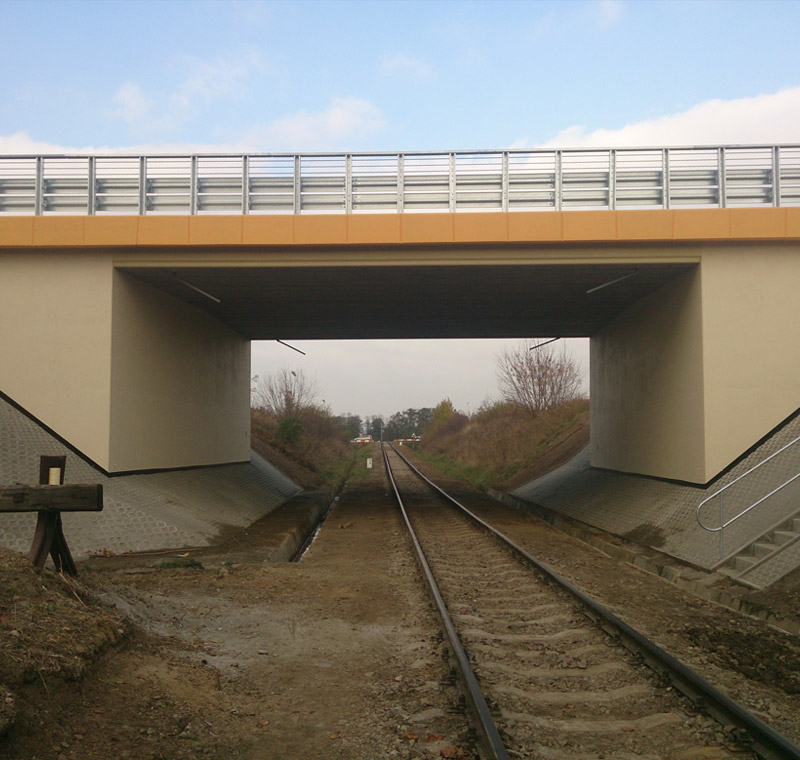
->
(0, 130), (238, 155)
(1, 95), (387, 155)
(540, 87), (800, 148)
(597, 0), (624, 28)
(380, 54), (431, 80)
(170, 51), (264, 110)
(107, 50), (265, 135)
(111, 82), (154, 124)
(240, 97), (387, 152)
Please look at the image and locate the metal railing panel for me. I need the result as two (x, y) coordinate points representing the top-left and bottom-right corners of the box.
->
(1, 144), (798, 216)
(696, 434), (800, 563)
(95, 156), (142, 214)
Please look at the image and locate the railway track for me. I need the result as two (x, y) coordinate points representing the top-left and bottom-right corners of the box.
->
(382, 443), (800, 760)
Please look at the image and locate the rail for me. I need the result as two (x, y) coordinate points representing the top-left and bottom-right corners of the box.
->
(696, 434), (800, 562)
(0, 144), (799, 216)
(381, 443), (509, 760)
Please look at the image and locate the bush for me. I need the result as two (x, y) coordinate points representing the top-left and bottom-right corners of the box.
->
(418, 398), (588, 489)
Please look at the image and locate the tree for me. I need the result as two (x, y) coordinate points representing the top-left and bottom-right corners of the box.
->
(384, 407), (434, 439)
(335, 414), (362, 440)
(252, 368), (318, 417)
(495, 340), (581, 415)
(364, 415), (385, 440)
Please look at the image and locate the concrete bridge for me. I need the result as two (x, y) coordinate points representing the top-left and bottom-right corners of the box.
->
(1, 145), (799, 486)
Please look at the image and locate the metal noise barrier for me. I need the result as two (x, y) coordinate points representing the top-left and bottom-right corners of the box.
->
(1, 144), (798, 215)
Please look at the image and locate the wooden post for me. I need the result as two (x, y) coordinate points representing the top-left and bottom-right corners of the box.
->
(30, 455), (77, 575)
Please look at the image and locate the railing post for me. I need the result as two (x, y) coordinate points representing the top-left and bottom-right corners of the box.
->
(138, 156), (146, 215)
(773, 145), (781, 207)
(555, 151), (562, 211)
(609, 149), (616, 210)
(501, 151), (509, 212)
(449, 153), (456, 213)
(397, 154), (404, 213)
(87, 156), (96, 215)
(34, 156), (44, 216)
(242, 155), (250, 215)
(663, 148), (670, 209)
(719, 493), (724, 561)
(718, 147), (727, 208)
(345, 154), (353, 213)
(293, 155), (301, 214)
(190, 155), (198, 214)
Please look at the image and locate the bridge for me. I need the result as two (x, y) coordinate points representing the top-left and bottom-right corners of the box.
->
(0, 144), (798, 486)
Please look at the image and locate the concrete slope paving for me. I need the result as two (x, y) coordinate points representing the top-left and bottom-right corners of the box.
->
(0, 395), (300, 559)
(508, 411), (800, 585)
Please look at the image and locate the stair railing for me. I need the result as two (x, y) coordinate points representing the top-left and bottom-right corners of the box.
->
(696, 433), (800, 562)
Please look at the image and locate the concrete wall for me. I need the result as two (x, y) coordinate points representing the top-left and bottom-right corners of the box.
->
(109, 271), (251, 471)
(0, 247), (251, 473)
(590, 268), (707, 483)
(701, 243), (800, 478)
(591, 243), (800, 484)
(2, 210), (798, 481)
(0, 249), (114, 469)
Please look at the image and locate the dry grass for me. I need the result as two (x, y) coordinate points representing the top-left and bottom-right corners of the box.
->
(0, 550), (127, 689)
(251, 407), (362, 489)
(417, 399), (589, 489)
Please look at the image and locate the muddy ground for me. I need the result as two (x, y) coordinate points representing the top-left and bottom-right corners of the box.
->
(1, 446), (799, 759)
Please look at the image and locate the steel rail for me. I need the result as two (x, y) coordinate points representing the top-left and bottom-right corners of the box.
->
(389, 444), (800, 760)
(381, 443), (509, 760)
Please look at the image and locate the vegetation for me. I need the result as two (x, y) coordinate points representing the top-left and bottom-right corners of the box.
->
(496, 340), (582, 415)
(250, 368), (364, 488)
(416, 397), (589, 490)
(251, 339), (586, 491)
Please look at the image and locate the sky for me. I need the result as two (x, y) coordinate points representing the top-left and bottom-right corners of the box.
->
(3, 0), (800, 420)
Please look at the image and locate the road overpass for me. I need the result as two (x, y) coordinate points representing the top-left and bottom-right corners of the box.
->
(0, 145), (799, 485)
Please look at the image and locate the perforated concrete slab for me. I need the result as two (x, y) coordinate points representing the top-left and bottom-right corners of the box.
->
(512, 413), (800, 576)
(0, 396), (300, 558)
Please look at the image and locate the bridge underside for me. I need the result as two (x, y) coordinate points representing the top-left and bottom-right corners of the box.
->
(1, 209), (799, 485)
(123, 259), (692, 340)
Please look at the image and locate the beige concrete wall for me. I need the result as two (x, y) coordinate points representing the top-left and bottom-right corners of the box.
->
(590, 267), (707, 483)
(109, 271), (251, 472)
(0, 250), (114, 469)
(700, 244), (800, 477)
(592, 242), (800, 484)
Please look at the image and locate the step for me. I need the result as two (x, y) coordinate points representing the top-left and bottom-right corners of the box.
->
(770, 530), (798, 546)
(732, 555), (757, 571)
(752, 541), (775, 557)
(790, 518), (800, 532)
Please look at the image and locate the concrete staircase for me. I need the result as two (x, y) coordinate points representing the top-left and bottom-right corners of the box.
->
(719, 512), (800, 587)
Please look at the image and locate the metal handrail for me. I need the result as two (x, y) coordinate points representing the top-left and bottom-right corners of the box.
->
(0, 143), (798, 216)
(696, 434), (800, 560)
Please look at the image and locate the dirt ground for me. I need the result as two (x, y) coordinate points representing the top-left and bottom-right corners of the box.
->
(1, 444), (799, 759)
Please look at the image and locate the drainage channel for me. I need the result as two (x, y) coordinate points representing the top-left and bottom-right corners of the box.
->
(291, 492), (340, 562)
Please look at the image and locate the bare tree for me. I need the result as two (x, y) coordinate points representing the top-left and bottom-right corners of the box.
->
(496, 340), (582, 415)
(252, 368), (318, 417)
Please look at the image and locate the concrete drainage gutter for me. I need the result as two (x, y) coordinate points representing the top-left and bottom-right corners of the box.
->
(489, 489), (800, 636)
(261, 489), (336, 563)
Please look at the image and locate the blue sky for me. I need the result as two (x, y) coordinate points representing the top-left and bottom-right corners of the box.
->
(3, 0), (800, 153)
(2, 0), (800, 419)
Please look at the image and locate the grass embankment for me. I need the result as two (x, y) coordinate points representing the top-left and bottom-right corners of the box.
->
(250, 407), (369, 490)
(415, 399), (589, 490)
(0, 549), (128, 738)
